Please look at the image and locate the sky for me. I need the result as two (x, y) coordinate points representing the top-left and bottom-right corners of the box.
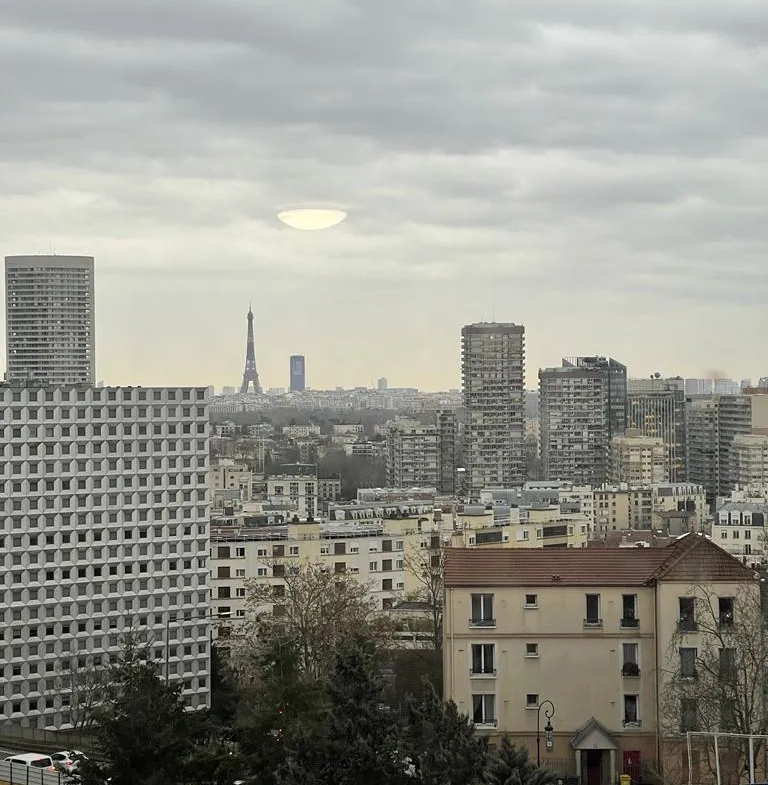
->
(1, 1), (767, 391)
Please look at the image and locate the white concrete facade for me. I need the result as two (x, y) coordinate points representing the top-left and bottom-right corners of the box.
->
(0, 385), (212, 728)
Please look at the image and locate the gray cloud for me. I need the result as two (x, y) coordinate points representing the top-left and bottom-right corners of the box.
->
(0, 0), (766, 388)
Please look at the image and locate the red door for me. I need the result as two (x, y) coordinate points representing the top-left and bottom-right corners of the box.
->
(623, 751), (642, 783)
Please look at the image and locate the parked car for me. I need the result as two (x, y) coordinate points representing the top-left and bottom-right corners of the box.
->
(3, 753), (58, 771)
(51, 750), (87, 772)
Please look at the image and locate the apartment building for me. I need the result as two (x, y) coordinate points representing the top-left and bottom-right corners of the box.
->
(385, 419), (440, 488)
(5, 255), (95, 386)
(462, 322), (526, 496)
(686, 395), (751, 501)
(730, 434), (768, 488)
(609, 433), (669, 486)
(211, 461), (253, 507)
(539, 357), (627, 485)
(266, 463), (319, 519)
(437, 409), (459, 495)
(0, 385), (212, 728)
(443, 536), (757, 785)
(627, 378), (686, 483)
(712, 490), (768, 567)
(210, 516), (453, 627)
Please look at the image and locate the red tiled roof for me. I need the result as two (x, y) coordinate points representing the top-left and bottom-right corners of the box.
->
(444, 534), (757, 588)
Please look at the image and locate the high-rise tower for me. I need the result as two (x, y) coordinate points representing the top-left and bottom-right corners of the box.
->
(5, 254), (95, 385)
(289, 355), (306, 392)
(239, 306), (263, 394)
(461, 322), (526, 497)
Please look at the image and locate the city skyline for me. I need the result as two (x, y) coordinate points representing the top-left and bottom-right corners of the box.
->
(1, 1), (766, 390)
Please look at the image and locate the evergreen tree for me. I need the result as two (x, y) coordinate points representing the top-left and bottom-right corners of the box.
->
(401, 681), (488, 785)
(76, 640), (191, 785)
(483, 737), (558, 785)
(234, 637), (326, 785)
(277, 638), (408, 785)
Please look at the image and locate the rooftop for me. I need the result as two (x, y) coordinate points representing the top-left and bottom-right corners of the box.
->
(444, 533), (756, 588)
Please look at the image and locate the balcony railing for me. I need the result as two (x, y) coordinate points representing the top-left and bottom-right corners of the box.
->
(474, 718), (498, 729)
(469, 668), (497, 678)
(620, 617), (640, 628)
(622, 719), (642, 729)
(583, 618), (603, 628)
(678, 617), (698, 632)
(469, 618), (496, 627)
(622, 663), (641, 678)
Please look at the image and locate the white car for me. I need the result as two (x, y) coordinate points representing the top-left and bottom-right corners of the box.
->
(51, 750), (87, 772)
(3, 753), (58, 771)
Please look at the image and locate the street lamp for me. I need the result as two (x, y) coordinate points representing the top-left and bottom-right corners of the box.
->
(536, 699), (555, 767)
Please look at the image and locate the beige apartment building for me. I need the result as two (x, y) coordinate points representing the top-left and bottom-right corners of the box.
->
(443, 536), (757, 785)
(609, 433), (669, 486)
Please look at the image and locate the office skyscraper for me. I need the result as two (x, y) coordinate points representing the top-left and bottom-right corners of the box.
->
(461, 322), (526, 497)
(289, 355), (306, 392)
(539, 356), (627, 485)
(5, 255), (95, 386)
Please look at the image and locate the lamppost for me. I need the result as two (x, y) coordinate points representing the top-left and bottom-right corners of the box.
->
(536, 699), (555, 767)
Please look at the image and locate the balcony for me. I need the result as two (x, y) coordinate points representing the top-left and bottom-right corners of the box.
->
(620, 617), (640, 629)
(677, 617), (698, 632)
(621, 662), (640, 678)
(469, 668), (497, 679)
(469, 618), (496, 628)
(583, 618), (603, 628)
(474, 718), (498, 729)
(622, 719), (643, 729)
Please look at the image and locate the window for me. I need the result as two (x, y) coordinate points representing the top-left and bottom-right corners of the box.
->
(584, 594), (601, 626)
(718, 597), (734, 629)
(681, 698), (698, 732)
(472, 694), (496, 726)
(524, 593), (538, 608)
(621, 594), (638, 627)
(525, 643), (539, 657)
(623, 694), (639, 726)
(678, 597), (697, 631)
(720, 698), (737, 732)
(526, 693), (539, 708)
(622, 643), (639, 676)
(470, 644), (495, 676)
(680, 648), (697, 679)
(470, 593), (495, 626)
(719, 647), (736, 681)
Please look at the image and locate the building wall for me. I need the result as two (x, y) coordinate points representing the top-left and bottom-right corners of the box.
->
(444, 584), (657, 759)
(609, 435), (669, 486)
(462, 323), (526, 495)
(5, 255), (96, 386)
(0, 385), (212, 728)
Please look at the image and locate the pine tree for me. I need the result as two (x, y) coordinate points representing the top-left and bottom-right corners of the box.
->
(401, 681), (488, 785)
(277, 637), (408, 785)
(483, 737), (558, 785)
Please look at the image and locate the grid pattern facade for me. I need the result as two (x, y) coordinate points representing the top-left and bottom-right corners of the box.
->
(539, 357), (627, 486)
(627, 387), (686, 482)
(461, 323), (525, 496)
(0, 386), (211, 728)
(685, 395), (751, 500)
(385, 420), (440, 488)
(5, 256), (95, 386)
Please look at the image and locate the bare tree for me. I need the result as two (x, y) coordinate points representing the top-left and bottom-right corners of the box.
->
(55, 655), (114, 730)
(237, 560), (397, 681)
(403, 534), (445, 649)
(660, 583), (767, 785)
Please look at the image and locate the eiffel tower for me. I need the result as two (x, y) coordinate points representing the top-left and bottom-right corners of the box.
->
(239, 305), (263, 394)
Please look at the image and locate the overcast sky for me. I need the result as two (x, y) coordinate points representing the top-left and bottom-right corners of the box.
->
(1, 1), (766, 390)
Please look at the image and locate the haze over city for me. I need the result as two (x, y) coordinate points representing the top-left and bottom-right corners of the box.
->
(1, 0), (766, 389)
